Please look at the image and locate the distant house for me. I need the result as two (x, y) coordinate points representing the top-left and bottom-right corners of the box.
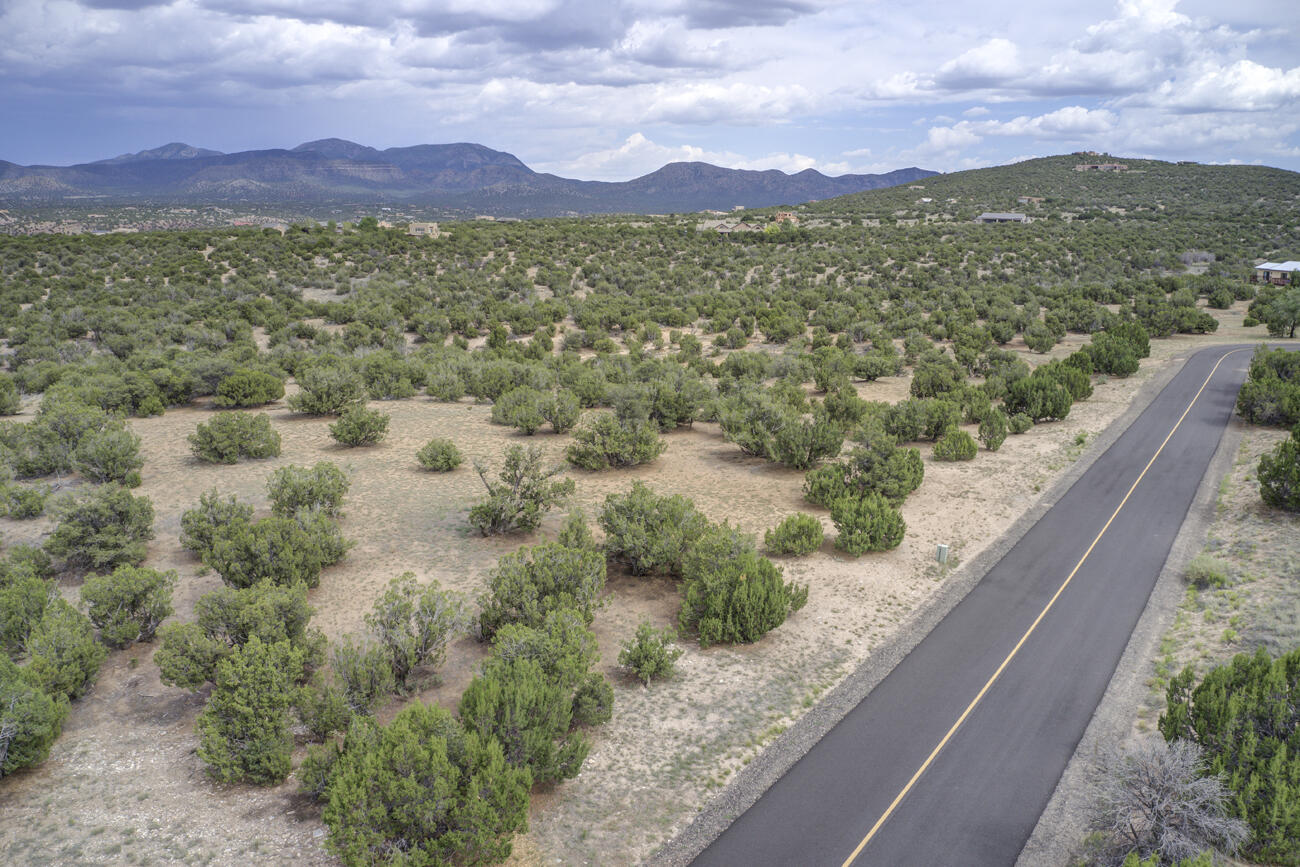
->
(1252, 261), (1300, 285)
(1017, 196), (1044, 204)
(1074, 163), (1127, 172)
(408, 221), (439, 237)
(716, 221), (762, 234)
(976, 212), (1027, 223)
(774, 211), (799, 224)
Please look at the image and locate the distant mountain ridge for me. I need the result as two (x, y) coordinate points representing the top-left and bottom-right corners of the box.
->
(0, 139), (937, 216)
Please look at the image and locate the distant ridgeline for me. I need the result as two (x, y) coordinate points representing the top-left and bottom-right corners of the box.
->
(0, 138), (935, 216)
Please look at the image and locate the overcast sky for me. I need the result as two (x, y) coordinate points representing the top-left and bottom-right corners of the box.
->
(2, 0), (1297, 178)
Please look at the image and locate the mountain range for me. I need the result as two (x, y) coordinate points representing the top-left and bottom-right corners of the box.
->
(0, 139), (936, 216)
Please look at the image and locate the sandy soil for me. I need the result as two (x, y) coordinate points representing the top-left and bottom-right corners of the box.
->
(0, 303), (1269, 866)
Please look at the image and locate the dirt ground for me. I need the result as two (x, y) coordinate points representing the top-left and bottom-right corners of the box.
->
(0, 303), (1270, 866)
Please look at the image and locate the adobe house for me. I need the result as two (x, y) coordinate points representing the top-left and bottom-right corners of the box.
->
(1252, 261), (1300, 285)
(408, 222), (439, 237)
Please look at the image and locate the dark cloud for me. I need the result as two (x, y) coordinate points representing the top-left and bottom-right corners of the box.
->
(677, 0), (822, 29)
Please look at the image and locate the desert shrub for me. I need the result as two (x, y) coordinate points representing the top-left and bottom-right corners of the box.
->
(364, 572), (468, 689)
(328, 404), (389, 447)
(197, 635), (304, 785)
(213, 369), (284, 408)
(978, 409), (1009, 451)
(1004, 376), (1072, 422)
(479, 542), (606, 638)
(24, 597), (107, 700)
(492, 387), (548, 435)
(180, 489), (253, 558)
(1024, 321), (1058, 353)
(294, 676), (353, 742)
(933, 429), (977, 461)
(287, 363), (367, 415)
(0, 558), (51, 656)
(1257, 425), (1300, 511)
(803, 431), (924, 507)
(565, 413), (665, 470)
(44, 484), (155, 572)
(1008, 412), (1034, 434)
(154, 580), (320, 690)
(0, 374), (19, 416)
(556, 509), (597, 551)
(71, 426), (143, 486)
(1161, 646), (1300, 863)
(1086, 738), (1247, 867)
(317, 704), (530, 867)
(831, 494), (906, 555)
(1235, 346), (1300, 427)
(206, 512), (350, 589)
(3, 484), (48, 518)
(0, 656), (67, 777)
(188, 411), (281, 463)
(488, 608), (603, 696)
(598, 481), (709, 576)
(80, 565), (176, 648)
(767, 410), (844, 469)
(618, 621), (683, 685)
(1183, 554), (1230, 590)
(458, 655), (589, 784)
(679, 540), (808, 648)
(267, 461), (350, 518)
(329, 635), (395, 716)
(469, 445), (574, 536)
(416, 437), (462, 471)
(764, 513), (824, 555)
(543, 389), (581, 433)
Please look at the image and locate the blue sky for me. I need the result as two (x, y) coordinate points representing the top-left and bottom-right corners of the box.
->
(2, 0), (1297, 178)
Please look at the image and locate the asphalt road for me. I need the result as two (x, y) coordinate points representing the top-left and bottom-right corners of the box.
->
(691, 344), (1255, 867)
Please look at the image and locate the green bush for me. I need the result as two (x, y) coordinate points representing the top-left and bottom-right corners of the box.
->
(803, 431), (924, 507)
(1257, 426), (1300, 511)
(24, 597), (107, 700)
(831, 494), (906, 555)
(0, 557), (51, 656)
(267, 461), (350, 518)
(3, 484), (48, 519)
(318, 704), (530, 867)
(197, 635), (304, 785)
(478, 542), (606, 638)
(179, 489), (254, 559)
(1183, 554), (1229, 590)
(188, 411), (281, 463)
(543, 390), (581, 434)
(491, 387), (548, 435)
(469, 445), (574, 536)
(767, 410), (844, 469)
(978, 409), (1009, 451)
(599, 481), (708, 576)
(0, 374), (19, 416)
(416, 437), (462, 471)
(287, 364), (367, 415)
(933, 429), (977, 461)
(618, 621), (684, 685)
(679, 542), (808, 648)
(213, 369), (285, 408)
(565, 414), (666, 470)
(44, 484), (155, 572)
(80, 565), (176, 648)
(329, 635), (395, 717)
(1008, 412), (1034, 434)
(328, 404), (390, 447)
(71, 426), (143, 486)
(458, 655), (589, 784)
(1161, 647), (1300, 864)
(155, 580), (321, 691)
(206, 512), (350, 589)
(764, 513), (824, 555)
(1004, 377), (1072, 422)
(0, 656), (68, 778)
(364, 572), (468, 689)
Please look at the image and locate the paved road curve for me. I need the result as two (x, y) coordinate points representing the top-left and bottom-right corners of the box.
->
(691, 344), (1254, 867)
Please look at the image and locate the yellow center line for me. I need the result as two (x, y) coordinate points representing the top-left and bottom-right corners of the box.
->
(841, 347), (1248, 867)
